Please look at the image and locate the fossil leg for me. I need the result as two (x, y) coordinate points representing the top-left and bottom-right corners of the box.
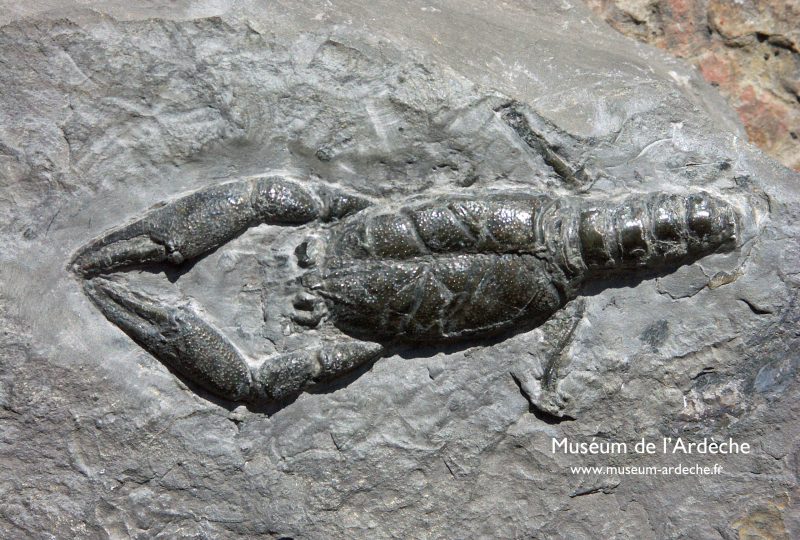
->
(85, 277), (384, 403)
(290, 291), (328, 327)
(252, 340), (385, 402)
(71, 176), (372, 276)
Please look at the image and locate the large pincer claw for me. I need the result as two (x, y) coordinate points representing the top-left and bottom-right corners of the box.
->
(70, 224), (169, 277)
(84, 277), (254, 401)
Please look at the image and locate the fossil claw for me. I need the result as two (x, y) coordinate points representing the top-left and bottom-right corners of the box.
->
(70, 176), (356, 277)
(71, 231), (168, 277)
(84, 277), (253, 401)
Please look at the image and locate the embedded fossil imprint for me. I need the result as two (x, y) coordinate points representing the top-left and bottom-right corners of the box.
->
(70, 174), (741, 404)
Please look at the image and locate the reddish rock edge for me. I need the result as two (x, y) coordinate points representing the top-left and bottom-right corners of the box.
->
(585, 0), (800, 171)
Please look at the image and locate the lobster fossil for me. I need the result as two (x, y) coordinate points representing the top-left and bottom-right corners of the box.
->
(71, 176), (739, 403)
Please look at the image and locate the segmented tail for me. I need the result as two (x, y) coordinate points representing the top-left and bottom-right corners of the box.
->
(555, 192), (739, 278)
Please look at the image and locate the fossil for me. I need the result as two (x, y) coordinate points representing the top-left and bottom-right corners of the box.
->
(71, 176), (740, 403)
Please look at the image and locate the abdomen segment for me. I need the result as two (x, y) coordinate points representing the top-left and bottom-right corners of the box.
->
(567, 192), (739, 276)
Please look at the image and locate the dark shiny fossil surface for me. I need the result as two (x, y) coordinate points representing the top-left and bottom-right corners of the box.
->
(71, 178), (740, 403)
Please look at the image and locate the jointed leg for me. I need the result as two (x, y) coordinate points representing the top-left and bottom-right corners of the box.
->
(252, 340), (386, 402)
(85, 277), (384, 403)
(71, 176), (372, 276)
(290, 291), (328, 327)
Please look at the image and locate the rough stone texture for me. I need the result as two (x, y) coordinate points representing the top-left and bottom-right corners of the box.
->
(0, 1), (798, 538)
(584, 0), (800, 172)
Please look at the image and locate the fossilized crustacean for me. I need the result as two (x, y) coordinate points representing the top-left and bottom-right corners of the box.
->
(71, 176), (740, 403)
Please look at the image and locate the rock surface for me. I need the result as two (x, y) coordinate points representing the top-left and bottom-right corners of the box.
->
(585, 0), (800, 172)
(0, 1), (798, 538)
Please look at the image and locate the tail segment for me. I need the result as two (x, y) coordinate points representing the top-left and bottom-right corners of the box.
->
(554, 192), (739, 280)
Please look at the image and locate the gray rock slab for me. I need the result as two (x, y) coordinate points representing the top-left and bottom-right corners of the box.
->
(0, 1), (798, 538)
